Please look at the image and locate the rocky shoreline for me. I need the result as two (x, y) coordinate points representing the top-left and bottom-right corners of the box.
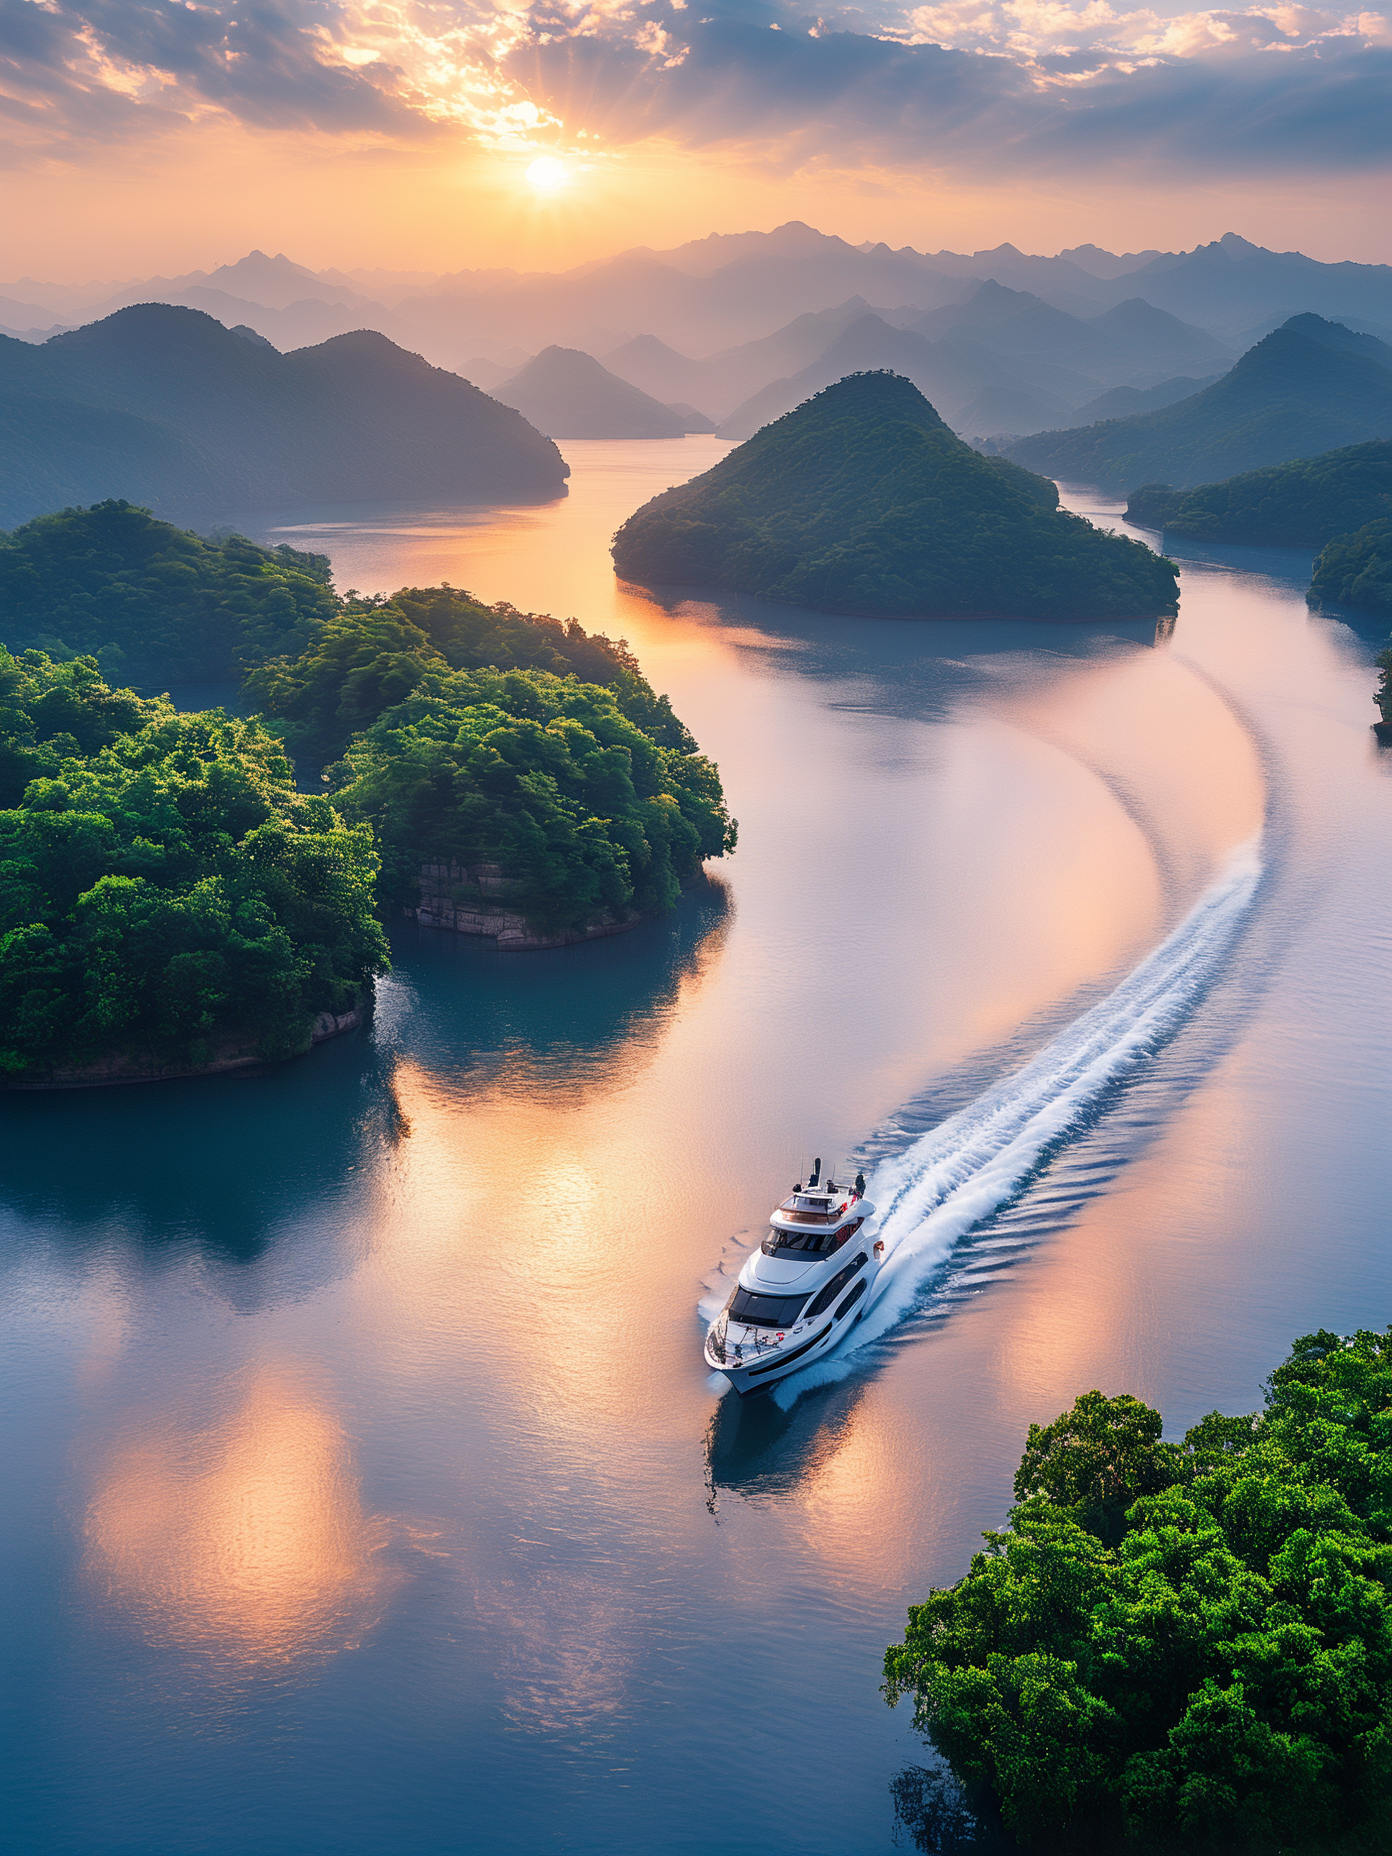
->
(2, 1004), (364, 1091)
(414, 861), (644, 951)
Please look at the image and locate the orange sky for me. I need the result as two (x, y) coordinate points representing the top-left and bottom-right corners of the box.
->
(5, 3), (1391, 282)
(10, 122), (1392, 284)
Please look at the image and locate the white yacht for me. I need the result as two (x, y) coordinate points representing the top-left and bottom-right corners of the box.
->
(704, 1158), (881, 1395)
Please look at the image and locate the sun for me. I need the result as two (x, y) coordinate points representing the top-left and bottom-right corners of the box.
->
(525, 157), (570, 195)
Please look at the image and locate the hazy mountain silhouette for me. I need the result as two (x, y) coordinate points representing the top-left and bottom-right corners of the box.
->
(602, 299), (898, 419)
(914, 282), (1233, 384)
(613, 371), (1178, 620)
(494, 345), (691, 438)
(1008, 316), (1392, 491)
(1071, 376), (1221, 424)
(0, 305), (567, 527)
(717, 313), (1076, 440)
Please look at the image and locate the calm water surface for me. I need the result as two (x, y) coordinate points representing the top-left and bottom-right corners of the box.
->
(3, 441), (1391, 1854)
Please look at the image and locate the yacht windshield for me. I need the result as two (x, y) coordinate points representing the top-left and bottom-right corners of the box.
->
(762, 1228), (838, 1255)
(727, 1288), (808, 1330)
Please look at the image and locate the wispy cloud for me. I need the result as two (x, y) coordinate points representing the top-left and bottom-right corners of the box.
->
(3, 0), (1390, 177)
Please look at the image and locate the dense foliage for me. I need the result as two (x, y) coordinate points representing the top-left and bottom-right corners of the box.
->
(884, 1329), (1392, 1852)
(245, 584), (696, 769)
(0, 500), (733, 1026)
(1309, 518), (1392, 620)
(1009, 318), (1392, 492)
(0, 500), (336, 686)
(327, 662), (735, 930)
(0, 651), (386, 1079)
(612, 373), (1178, 620)
(1124, 442), (1392, 546)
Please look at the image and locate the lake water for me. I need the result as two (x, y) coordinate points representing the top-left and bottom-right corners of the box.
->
(3, 441), (1391, 1854)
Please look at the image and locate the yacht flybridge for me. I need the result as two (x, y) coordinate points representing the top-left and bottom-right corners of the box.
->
(704, 1158), (881, 1395)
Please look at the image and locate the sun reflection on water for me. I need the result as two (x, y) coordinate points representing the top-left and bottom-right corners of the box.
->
(83, 1366), (393, 1670)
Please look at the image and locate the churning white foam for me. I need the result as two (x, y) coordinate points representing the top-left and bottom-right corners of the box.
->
(772, 838), (1264, 1400)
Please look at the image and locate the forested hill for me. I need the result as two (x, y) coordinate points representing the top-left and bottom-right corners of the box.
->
(1124, 441), (1392, 547)
(0, 501), (337, 685)
(0, 305), (568, 527)
(1007, 316), (1392, 492)
(611, 371), (1178, 620)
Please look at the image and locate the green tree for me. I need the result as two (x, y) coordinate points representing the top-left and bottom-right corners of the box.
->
(0, 501), (336, 685)
(328, 663), (735, 932)
(0, 650), (386, 1078)
(246, 585), (696, 769)
(885, 1330), (1392, 1851)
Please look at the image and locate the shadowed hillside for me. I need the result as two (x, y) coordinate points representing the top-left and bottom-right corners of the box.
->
(1124, 441), (1392, 546)
(1007, 316), (1392, 491)
(494, 345), (692, 438)
(612, 372), (1178, 620)
(0, 305), (568, 526)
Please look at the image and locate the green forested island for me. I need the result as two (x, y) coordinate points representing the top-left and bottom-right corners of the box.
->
(1124, 440), (1392, 547)
(611, 372), (1178, 620)
(0, 505), (734, 1079)
(885, 1327), (1392, 1851)
(0, 652), (386, 1082)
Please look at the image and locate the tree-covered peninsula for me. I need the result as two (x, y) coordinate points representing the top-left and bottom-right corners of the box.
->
(0, 651), (386, 1084)
(0, 504), (735, 1063)
(326, 665), (733, 933)
(1124, 440), (1392, 546)
(1309, 518), (1392, 619)
(611, 372), (1178, 620)
(243, 584), (735, 935)
(0, 499), (336, 685)
(885, 1327), (1392, 1852)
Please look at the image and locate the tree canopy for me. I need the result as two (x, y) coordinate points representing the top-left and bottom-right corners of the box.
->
(0, 650), (386, 1080)
(884, 1329), (1392, 1851)
(1122, 441), (1392, 548)
(244, 583), (696, 770)
(327, 662), (735, 931)
(0, 503), (734, 1042)
(1309, 518), (1392, 620)
(612, 373), (1178, 621)
(0, 500), (336, 686)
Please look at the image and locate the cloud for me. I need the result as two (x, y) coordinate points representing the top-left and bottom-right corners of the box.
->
(2, 0), (1390, 178)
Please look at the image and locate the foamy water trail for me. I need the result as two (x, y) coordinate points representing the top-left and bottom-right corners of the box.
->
(769, 839), (1264, 1400)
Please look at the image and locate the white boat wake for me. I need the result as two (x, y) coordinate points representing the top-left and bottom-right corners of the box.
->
(761, 837), (1264, 1401)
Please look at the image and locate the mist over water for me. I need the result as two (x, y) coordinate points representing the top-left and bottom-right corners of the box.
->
(3, 448), (1391, 1855)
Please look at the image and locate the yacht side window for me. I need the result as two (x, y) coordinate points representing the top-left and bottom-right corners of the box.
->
(805, 1253), (868, 1320)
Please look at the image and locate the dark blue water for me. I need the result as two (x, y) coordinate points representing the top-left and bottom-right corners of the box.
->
(3, 447), (1390, 1853)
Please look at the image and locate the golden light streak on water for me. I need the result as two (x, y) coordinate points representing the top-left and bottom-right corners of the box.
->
(83, 1366), (392, 1669)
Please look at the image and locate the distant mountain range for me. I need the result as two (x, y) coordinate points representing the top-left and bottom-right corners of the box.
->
(1007, 315), (1392, 492)
(9, 225), (1390, 399)
(0, 305), (568, 529)
(708, 286), (1234, 440)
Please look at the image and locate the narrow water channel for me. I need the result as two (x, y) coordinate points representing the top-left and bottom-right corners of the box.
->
(3, 442), (1390, 1854)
